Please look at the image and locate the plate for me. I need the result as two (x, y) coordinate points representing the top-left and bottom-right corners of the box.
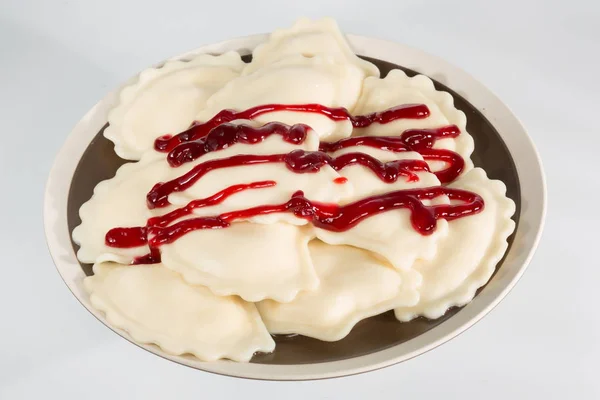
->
(44, 34), (546, 380)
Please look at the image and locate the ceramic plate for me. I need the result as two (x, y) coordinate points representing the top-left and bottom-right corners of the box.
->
(44, 34), (546, 380)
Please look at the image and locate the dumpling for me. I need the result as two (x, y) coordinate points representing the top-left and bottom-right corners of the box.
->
(72, 153), (174, 265)
(352, 69), (474, 175)
(196, 55), (366, 141)
(314, 145), (450, 270)
(244, 17), (379, 77)
(258, 241), (420, 341)
(105, 52), (244, 160)
(394, 168), (516, 321)
(159, 223), (318, 302)
(85, 262), (275, 362)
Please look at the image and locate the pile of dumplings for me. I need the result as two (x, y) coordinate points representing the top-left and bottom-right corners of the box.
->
(73, 18), (516, 362)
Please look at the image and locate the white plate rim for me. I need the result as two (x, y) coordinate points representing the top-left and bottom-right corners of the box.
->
(43, 33), (547, 381)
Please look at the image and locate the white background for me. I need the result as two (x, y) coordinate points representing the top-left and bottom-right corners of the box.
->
(1, 0), (598, 398)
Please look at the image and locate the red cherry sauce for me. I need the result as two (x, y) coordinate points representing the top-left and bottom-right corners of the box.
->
(106, 181), (277, 264)
(167, 122), (310, 167)
(154, 103), (430, 153)
(164, 105), (463, 183)
(146, 148), (430, 209)
(108, 182), (483, 258)
(104, 103), (482, 265)
(132, 248), (161, 265)
(147, 187), (483, 246)
(320, 125), (464, 183)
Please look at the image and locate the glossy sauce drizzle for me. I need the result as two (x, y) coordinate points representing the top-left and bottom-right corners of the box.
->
(147, 147), (430, 209)
(167, 122), (310, 167)
(106, 181), (276, 264)
(154, 103), (430, 152)
(153, 187), (483, 245)
(106, 181), (276, 247)
(107, 185), (484, 264)
(104, 103), (482, 264)
(165, 108), (463, 183)
(320, 125), (464, 183)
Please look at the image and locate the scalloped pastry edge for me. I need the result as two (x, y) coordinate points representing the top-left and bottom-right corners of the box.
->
(360, 68), (475, 175)
(259, 268), (422, 342)
(395, 168), (516, 321)
(71, 153), (163, 264)
(84, 263), (275, 362)
(104, 51), (244, 160)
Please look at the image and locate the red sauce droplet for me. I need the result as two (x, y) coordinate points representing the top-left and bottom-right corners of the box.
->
(333, 177), (348, 184)
(105, 226), (147, 248)
(154, 103), (430, 153)
(132, 247), (161, 265)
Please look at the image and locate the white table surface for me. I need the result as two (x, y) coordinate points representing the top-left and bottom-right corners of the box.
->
(1, 0), (598, 398)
